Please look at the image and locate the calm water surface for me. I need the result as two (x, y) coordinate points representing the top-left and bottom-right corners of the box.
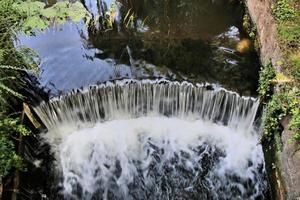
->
(18, 0), (260, 96)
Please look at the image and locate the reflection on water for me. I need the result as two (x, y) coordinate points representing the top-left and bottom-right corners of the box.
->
(17, 0), (260, 96)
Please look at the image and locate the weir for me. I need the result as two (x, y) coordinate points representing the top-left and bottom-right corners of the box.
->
(34, 79), (259, 132)
(33, 79), (267, 200)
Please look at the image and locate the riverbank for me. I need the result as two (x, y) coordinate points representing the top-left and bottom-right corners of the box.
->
(245, 0), (300, 199)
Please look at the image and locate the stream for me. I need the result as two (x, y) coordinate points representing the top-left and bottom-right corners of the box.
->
(15, 0), (268, 199)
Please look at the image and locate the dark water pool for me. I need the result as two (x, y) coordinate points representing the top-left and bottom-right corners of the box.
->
(17, 0), (260, 97)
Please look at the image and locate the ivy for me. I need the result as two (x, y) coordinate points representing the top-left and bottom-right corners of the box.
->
(258, 63), (276, 98)
(262, 93), (287, 138)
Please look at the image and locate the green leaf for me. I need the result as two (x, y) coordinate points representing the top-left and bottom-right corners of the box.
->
(23, 15), (48, 31)
(0, 83), (23, 99)
(13, 0), (90, 32)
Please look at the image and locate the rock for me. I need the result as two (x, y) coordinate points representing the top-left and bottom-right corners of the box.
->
(245, 0), (300, 199)
(280, 117), (300, 200)
(245, 0), (282, 71)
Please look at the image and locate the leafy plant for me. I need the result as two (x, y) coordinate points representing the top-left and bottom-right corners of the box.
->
(243, 13), (256, 39)
(0, 0), (35, 179)
(286, 87), (300, 143)
(258, 63), (276, 98)
(262, 85), (300, 146)
(262, 93), (287, 138)
(290, 107), (300, 140)
(272, 0), (296, 21)
(278, 22), (300, 49)
(0, 117), (29, 178)
(13, 1), (90, 33)
(262, 0), (300, 146)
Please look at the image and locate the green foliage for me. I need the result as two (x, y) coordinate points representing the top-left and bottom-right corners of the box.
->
(262, 92), (287, 138)
(287, 87), (300, 142)
(13, 1), (90, 33)
(243, 13), (256, 39)
(262, 0), (300, 146)
(258, 63), (276, 98)
(0, 118), (30, 137)
(290, 110), (300, 142)
(278, 22), (300, 48)
(0, 0), (35, 179)
(0, 137), (21, 178)
(273, 0), (300, 80)
(262, 85), (300, 145)
(0, 117), (29, 178)
(289, 53), (300, 82)
(0, 0), (39, 110)
(272, 0), (296, 21)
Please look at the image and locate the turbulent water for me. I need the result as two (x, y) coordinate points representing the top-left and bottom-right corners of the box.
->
(34, 80), (267, 200)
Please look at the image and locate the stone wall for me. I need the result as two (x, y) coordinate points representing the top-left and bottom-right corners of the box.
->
(245, 0), (300, 199)
(245, 0), (282, 68)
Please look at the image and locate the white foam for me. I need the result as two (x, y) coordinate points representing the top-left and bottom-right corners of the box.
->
(34, 81), (266, 199)
(44, 116), (265, 199)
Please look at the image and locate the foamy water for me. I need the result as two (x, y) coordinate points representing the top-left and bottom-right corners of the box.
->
(35, 80), (267, 200)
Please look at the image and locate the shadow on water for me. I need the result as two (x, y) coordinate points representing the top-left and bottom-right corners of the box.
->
(18, 0), (260, 97)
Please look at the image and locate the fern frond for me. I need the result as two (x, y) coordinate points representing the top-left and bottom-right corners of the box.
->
(0, 83), (23, 98)
(0, 65), (27, 71)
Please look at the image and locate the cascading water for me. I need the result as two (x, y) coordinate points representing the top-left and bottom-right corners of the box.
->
(34, 79), (267, 200)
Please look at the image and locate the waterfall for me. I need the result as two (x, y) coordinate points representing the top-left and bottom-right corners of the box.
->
(34, 79), (267, 200)
(34, 79), (259, 132)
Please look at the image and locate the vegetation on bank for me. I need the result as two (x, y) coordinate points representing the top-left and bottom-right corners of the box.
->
(0, 0), (33, 179)
(0, 0), (94, 185)
(259, 0), (300, 145)
(13, 1), (90, 33)
(0, 0), (91, 182)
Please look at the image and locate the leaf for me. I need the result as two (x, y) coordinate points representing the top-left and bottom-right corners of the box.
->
(13, 1), (45, 16)
(13, 1), (90, 32)
(66, 2), (90, 22)
(23, 15), (48, 31)
(0, 76), (16, 81)
(0, 83), (23, 99)
(0, 65), (27, 71)
(41, 7), (57, 19)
